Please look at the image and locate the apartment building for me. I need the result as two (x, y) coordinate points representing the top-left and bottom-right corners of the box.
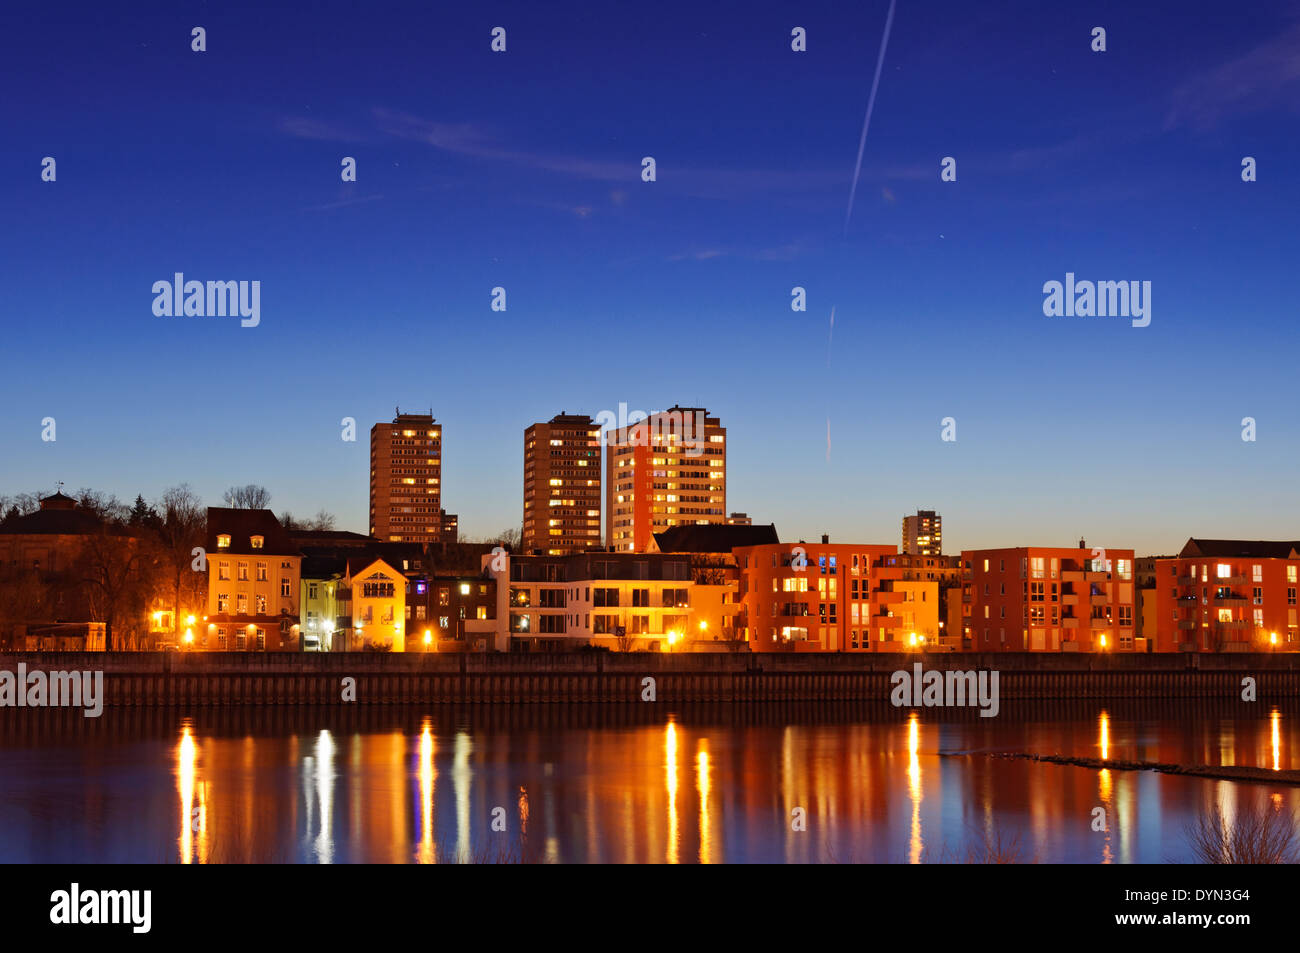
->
(605, 406), (726, 552)
(482, 550), (695, 652)
(1154, 539), (1300, 652)
(649, 522), (781, 645)
(523, 413), (601, 554)
(732, 538), (916, 652)
(876, 552), (964, 648)
(203, 508), (302, 651)
(961, 543), (1137, 652)
(370, 411), (444, 543)
(902, 510), (942, 555)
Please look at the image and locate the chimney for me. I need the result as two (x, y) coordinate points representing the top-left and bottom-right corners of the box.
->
(1078, 538), (1086, 549)
(821, 534), (829, 545)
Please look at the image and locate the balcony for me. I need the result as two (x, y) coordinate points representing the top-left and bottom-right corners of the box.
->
(1213, 594), (1248, 605)
(1177, 620), (1198, 630)
(1062, 618), (1080, 629)
(1090, 595), (1109, 606)
(1213, 620), (1250, 630)
(1176, 575), (1197, 585)
(1061, 594), (1079, 607)
(1090, 617), (1110, 628)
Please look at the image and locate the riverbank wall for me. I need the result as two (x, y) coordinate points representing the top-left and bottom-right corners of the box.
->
(2, 651), (1299, 706)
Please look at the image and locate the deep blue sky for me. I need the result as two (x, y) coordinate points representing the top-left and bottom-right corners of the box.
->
(3, 0), (1298, 554)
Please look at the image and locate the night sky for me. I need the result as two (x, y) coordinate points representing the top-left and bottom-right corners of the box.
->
(4, 0), (1298, 553)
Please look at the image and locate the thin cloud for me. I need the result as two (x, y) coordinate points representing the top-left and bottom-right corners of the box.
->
(1165, 21), (1300, 130)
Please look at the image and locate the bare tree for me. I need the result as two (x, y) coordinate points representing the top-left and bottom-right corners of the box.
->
(306, 509), (336, 531)
(76, 527), (150, 651)
(153, 485), (207, 647)
(223, 484), (271, 509)
(1184, 804), (1300, 863)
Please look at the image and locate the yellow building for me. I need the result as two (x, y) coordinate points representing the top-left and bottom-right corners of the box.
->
(341, 557), (407, 652)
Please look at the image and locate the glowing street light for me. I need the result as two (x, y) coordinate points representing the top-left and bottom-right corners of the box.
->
(424, 629), (433, 646)
(1099, 633), (1108, 649)
(667, 630), (683, 651)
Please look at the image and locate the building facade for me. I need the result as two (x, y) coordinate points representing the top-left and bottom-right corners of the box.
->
(523, 413), (601, 555)
(961, 544), (1137, 652)
(1154, 539), (1300, 652)
(605, 406), (726, 552)
(732, 539), (908, 652)
(370, 411), (444, 543)
(203, 508), (302, 651)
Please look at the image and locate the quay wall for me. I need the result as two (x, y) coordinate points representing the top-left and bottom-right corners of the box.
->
(1, 652), (1299, 706)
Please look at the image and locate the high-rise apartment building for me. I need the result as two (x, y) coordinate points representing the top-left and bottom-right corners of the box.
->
(902, 510), (942, 555)
(605, 406), (726, 552)
(370, 411), (443, 543)
(523, 413), (602, 555)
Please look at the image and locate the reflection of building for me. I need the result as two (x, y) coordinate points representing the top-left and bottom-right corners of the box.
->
(961, 543), (1137, 652)
(1155, 539), (1300, 652)
(732, 537), (906, 652)
(204, 508), (301, 651)
(523, 413), (601, 555)
(605, 406), (726, 552)
(370, 411), (445, 543)
(902, 510), (942, 555)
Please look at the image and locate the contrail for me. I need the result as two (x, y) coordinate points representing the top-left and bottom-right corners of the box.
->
(844, 0), (897, 235)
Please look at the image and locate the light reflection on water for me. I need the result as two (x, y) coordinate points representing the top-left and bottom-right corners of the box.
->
(0, 701), (1296, 863)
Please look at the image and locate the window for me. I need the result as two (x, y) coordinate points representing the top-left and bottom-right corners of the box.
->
(237, 562), (249, 581)
(217, 593), (230, 612)
(1254, 587), (1263, 605)
(218, 561), (230, 581)
(1290, 566), (1298, 584)
(632, 589), (650, 607)
(217, 534), (231, 548)
(217, 630), (227, 650)
(237, 594), (248, 615)
(256, 562), (268, 582)
(1289, 588), (1296, 606)
(1216, 564), (1232, 579)
(256, 594), (267, 614)
(1119, 605), (1133, 627)
(308, 583), (318, 600)
(1253, 564), (1263, 582)
(251, 535), (264, 549)
(256, 629), (266, 650)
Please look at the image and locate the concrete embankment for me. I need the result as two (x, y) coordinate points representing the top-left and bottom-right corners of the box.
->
(1, 651), (1299, 706)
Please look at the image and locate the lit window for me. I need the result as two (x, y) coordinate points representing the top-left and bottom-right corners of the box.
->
(217, 534), (231, 548)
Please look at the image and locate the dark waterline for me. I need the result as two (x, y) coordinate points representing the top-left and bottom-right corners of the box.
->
(0, 700), (1296, 863)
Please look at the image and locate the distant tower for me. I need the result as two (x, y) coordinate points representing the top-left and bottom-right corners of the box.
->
(902, 510), (942, 555)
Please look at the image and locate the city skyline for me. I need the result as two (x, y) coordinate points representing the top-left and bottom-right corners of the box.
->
(5, 0), (1299, 555)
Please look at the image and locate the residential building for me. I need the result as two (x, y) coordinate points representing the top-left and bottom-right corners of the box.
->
(204, 508), (302, 651)
(523, 413), (601, 554)
(1154, 539), (1300, 652)
(337, 556), (406, 651)
(876, 552), (964, 649)
(482, 550), (695, 652)
(370, 411), (444, 543)
(726, 513), (753, 526)
(649, 522), (781, 646)
(961, 543), (1137, 652)
(732, 537), (906, 652)
(605, 406), (726, 552)
(902, 510), (942, 555)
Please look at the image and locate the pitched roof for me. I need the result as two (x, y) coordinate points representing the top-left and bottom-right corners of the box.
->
(651, 523), (780, 554)
(206, 507), (298, 556)
(1179, 538), (1300, 559)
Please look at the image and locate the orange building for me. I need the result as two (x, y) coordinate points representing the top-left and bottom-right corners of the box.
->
(604, 406), (726, 552)
(1154, 539), (1300, 652)
(961, 543), (1136, 652)
(733, 538), (919, 652)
